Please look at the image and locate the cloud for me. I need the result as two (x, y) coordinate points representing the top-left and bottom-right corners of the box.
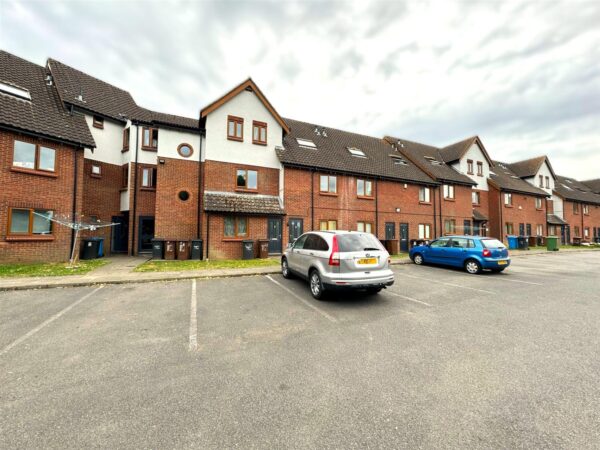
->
(1, 0), (599, 178)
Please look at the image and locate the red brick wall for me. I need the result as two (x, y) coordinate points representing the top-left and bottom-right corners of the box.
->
(203, 213), (269, 259)
(203, 160), (279, 195)
(0, 130), (84, 263)
(81, 159), (124, 255)
(473, 189), (490, 235)
(155, 157), (200, 240)
(489, 187), (546, 242)
(437, 185), (475, 236)
(488, 185), (502, 239)
(562, 201), (600, 241)
(128, 162), (156, 255)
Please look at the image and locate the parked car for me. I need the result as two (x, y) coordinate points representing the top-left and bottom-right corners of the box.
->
(281, 231), (394, 299)
(409, 236), (510, 274)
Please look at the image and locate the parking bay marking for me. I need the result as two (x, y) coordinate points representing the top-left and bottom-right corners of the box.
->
(395, 272), (495, 294)
(386, 291), (432, 307)
(189, 279), (198, 351)
(265, 275), (338, 323)
(0, 285), (104, 358)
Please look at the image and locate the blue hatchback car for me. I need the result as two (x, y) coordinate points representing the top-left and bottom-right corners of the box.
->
(409, 236), (510, 274)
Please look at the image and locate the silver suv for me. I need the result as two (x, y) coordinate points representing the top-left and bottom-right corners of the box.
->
(281, 231), (394, 299)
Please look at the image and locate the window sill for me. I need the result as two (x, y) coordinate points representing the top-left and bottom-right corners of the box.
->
(120, 187), (129, 192)
(235, 188), (258, 193)
(319, 192), (338, 197)
(141, 147), (158, 152)
(11, 167), (57, 178)
(357, 195), (374, 200)
(467, 172), (474, 176)
(419, 201), (432, 205)
(90, 174), (102, 179)
(252, 141), (267, 146)
(504, 205), (514, 208)
(121, 148), (129, 153)
(227, 136), (243, 142)
(140, 187), (156, 192)
(93, 124), (104, 130)
(5, 235), (54, 242)
(222, 238), (246, 242)
(443, 197), (456, 202)
(473, 203), (481, 207)
(477, 174), (484, 177)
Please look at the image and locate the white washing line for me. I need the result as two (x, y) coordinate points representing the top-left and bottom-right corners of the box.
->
(0, 285), (104, 358)
(396, 272), (495, 294)
(386, 291), (432, 307)
(265, 275), (337, 323)
(189, 279), (198, 351)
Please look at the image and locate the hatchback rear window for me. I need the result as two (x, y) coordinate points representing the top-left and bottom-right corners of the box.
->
(337, 234), (385, 252)
(481, 239), (506, 249)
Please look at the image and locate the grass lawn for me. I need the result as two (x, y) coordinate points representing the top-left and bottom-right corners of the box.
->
(0, 259), (108, 278)
(390, 253), (410, 259)
(135, 257), (280, 272)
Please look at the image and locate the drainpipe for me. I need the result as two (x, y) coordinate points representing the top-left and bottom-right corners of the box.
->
(581, 202), (584, 239)
(70, 148), (80, 259)
(130, 123), (140, 255)
(438, 186), (443, 235)
(196, 129), (204, 239)
(311, 170), (315, 230)
(374, 179), (379, 237)
(206, 213), (210, 259)
(432, 184), (437, 237)
(499, 190), (504, 241)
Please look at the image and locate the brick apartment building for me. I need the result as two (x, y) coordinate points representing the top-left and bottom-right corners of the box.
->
(2, 49), (600, 263)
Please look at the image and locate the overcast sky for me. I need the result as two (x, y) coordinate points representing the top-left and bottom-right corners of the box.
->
(1, 0), (599, 179)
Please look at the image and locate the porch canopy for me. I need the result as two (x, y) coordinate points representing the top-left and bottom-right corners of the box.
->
(547, 214), (568, 225)
(203, 191), (285, 215)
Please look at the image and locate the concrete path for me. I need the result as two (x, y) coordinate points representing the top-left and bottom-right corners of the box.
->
(0, 248), (597, 291)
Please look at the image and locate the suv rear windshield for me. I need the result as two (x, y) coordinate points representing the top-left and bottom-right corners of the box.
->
(481, 239), (506, 249)
(337, 233), (384, 252)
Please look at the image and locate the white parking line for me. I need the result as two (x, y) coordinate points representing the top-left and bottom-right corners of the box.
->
(189, 279), (198, 351)
(0, 285), (104, 358)
(396, 272), (495, 294)
(265, 275), (337, 323)
(491, 276), (543, 286)
(386, 291), (432, 307)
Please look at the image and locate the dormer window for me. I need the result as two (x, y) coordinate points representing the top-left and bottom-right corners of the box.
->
(296, 138), (316, 149)
(0, 81), (31, 101)
(227, 116), (243, 141)
(93, 115), (104, 129)
(391, 156), (408, 166)
(347, 147), (366, 158)
(142, 127), (158, 150)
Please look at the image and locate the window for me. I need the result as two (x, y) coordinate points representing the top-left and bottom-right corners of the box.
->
(583, 204), (589, 215)
(177, 143), (193, 158)
(91, 165), (101, 177)
(477, 161), (483, 176)
(304, 234), (329, 251)
(93, 115), (104, 129)
(8, 208), (53, 236)
(539, 175), (544, 187)
(545, 176), (550, 189)
(357, 179), (373, 197)
(535, 197), (543, 209)
(504, 193), (513, 206)
(467, 160), (474, 174)
(450, 238), (469, 248)
(142, 127), (158, 150)
(122, 165), (129, 188)
(12, 140), (56, 173)
(444, 219), (456, 234)
(347, 147), (366, 158)
(357, 222), (373, 233)
(574, 226), (580, 237)
(418, 224), (431, 239)
(178, 191), (190, 201)
(296, 138), (316, 148)
(141, 167), (157, 188)
(0, 81), (31, 100)
(536, 224), (544, 236)
(443, 184), (455, 199)
(430, 238), (450, 248)
(573, 203), (579, 214)
(320, 175), (337, 194)
(505, 222), (514, 235)
(472, 191), (481, 205)
(319, 220), (337, 231)
(252, 121), (267, 145)
(419, 187), (431, 203)
(236, 169), (258, 190)
(224, 216), (247, 238)
(227, 116), (243, 141)
(122, 128), (130, 151)
(584, 227), (590, 238)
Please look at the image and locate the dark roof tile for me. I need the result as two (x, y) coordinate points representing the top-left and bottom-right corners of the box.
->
(204, 191), (284, 215)
(489, 161), (548, 196)
(554, 175), (600, 205)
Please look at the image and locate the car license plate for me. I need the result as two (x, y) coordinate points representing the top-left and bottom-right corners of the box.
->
(358, 257), (377, 265)
(497, 260), (507, 265)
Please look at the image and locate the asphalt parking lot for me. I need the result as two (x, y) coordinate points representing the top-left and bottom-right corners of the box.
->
(2, 252), (600, 449)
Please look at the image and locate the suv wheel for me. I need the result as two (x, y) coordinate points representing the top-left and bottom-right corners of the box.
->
(309, 270), (325, 300)
(281, 258), (293, 279)
(465, 259), (482, 274)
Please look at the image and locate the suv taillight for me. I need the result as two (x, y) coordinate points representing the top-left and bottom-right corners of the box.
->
(329, 235), (340, 266)
(482, 248), (491, 257)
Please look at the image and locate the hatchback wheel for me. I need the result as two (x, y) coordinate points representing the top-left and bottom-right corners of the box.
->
(309, 270), (325, 300)
(281, 258), (293, 279)
(413, 253), (424, 265)
(465, 259), (482, 274)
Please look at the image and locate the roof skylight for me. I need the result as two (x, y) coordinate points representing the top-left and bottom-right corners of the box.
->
(296, 138), (316, 149)
(347, 147), (366, 158)
(0, 81), (31, 101)
(390, 155), (408, 166)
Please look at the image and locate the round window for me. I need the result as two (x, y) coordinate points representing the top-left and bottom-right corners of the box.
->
(177, 143), (193, 158)
(178, 191), (190, 201)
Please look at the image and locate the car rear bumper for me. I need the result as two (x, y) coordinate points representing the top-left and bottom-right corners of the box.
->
(482, 258), (511, 269)
(322, 270), (395, 290)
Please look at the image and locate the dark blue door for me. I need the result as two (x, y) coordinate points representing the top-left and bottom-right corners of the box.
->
(464, 220), (471, 235)
(399, 223), (409, 252)
(526, 224), (532, 236)
(519, 223), (525, 236)
(289, 218), (303, 243)
(268, 217), (282, 254)
(385, 222), (395, 240)
(111, 215), (128, 253)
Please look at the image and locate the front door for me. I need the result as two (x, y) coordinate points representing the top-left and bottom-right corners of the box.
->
(473, 222), (480, 236)
(526, 224), (532, 236)
(268, 217), (282, 254)
(519, 223), (525, 236)
(289, 218), (303, 244)
(564, 225), (571, 244)
(138, 216), (155, 253)
(385, 222), (395, 240)
(464, 220), (471, 235)
(111, 215), (129, 253)
(399, 223), (409, 252)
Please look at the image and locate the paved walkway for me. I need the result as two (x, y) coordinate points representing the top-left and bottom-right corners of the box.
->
(0, 248), (597, 291)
